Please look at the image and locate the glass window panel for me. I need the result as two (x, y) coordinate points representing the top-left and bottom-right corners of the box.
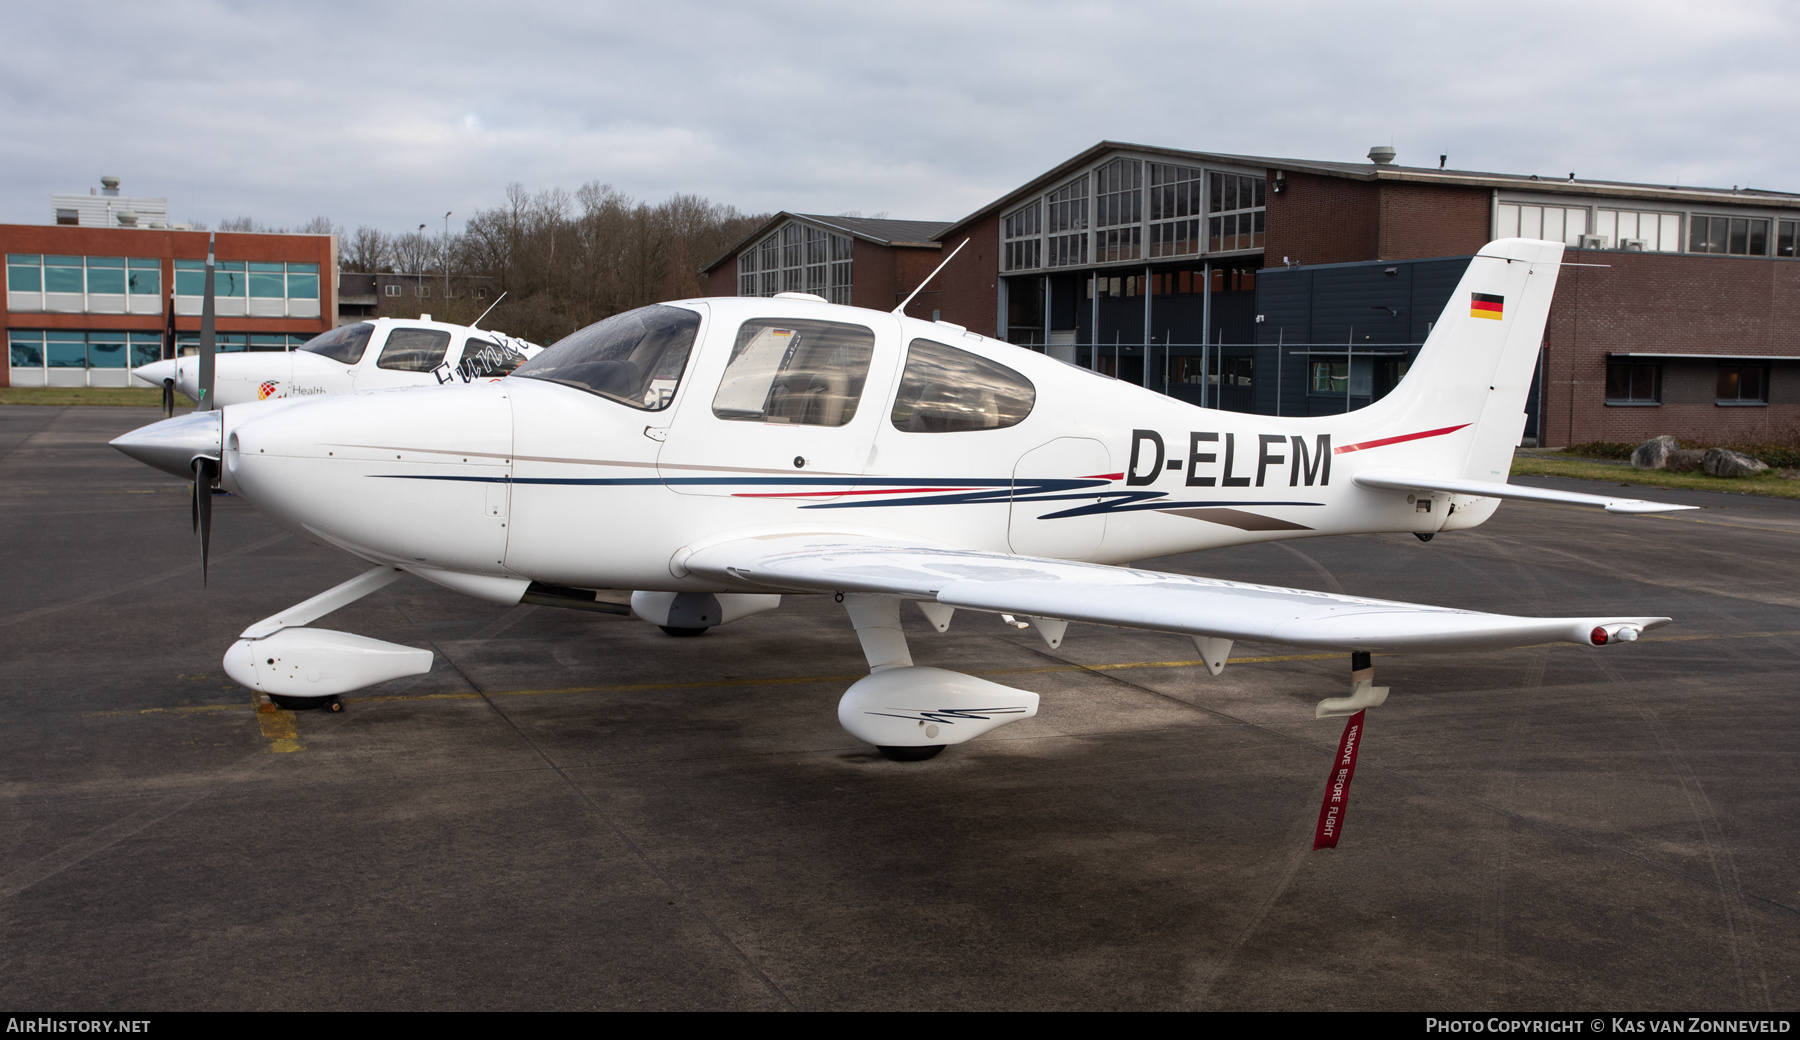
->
(1780, 221), (1799, 259)
(1690, 216), (1709, 252)
(247, 261), (284, 272)
(6, 254), (41, 265)
(1660, 215), (1682, 252)
(46, 331), (86, 368)
(516, 305), (699, 410)
(891, 338), (1035, 433)
(10, 331), (44, 369)
(248, 270), (285, 298)
(249, 334), (287, 351)
(8, 260), (41, 291)
(88, 334), (128, 368)
(299, 322), (375, 364)
(127, 266), (160, 295)
(376, 328), (452, 371)
(86, 263), (125, 294)
(87, 256), (124, 268)
(1564, 208), (1586, 244)
(1729, 218), (1748, 255)
(129, 333), (163, 367)
(1709, 217), (1728, 254)
(713, 318), (874, 426)
(1543, 208), (1564, 244)
(43, 260), (84, 293)
(286, 271), (319, 299)
(1749, 220), (1769, 256)
(1497, 204), (1520, 239)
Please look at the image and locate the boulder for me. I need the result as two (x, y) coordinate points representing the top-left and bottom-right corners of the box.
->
(1631, 435), (1680, 469)
(1703, 447), (1769, 478)
(1666, 449), (1708, 472)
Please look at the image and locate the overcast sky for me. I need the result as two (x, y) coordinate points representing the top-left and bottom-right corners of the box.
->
(3, 0), (1796, 235)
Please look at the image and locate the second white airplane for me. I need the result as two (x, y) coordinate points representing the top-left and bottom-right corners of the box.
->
(113, 237), (1690, 758)
(133, 316), (542, 407)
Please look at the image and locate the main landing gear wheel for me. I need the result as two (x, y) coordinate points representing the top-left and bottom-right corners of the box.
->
(878, 745), (945, 762)
(659, 626), (709, 637)
(269, 694), (342, 712)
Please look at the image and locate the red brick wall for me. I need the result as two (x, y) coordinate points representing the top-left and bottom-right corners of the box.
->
(706, 261), (736, 297)
(1263, 171), (1378, 267)
(1, 224), (336, 387)
(927, 211), (1000, 334)
(1377, 183), (1491, 260)
(1538, 251), (1800, 446)
(851, 238), (896, 312)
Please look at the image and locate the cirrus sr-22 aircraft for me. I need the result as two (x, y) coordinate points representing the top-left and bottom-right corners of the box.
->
(113, 237), (1691, 760)
(132, 316), (542, 407)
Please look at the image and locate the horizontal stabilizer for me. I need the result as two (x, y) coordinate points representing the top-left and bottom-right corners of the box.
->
(1353, 470), (1698, 514)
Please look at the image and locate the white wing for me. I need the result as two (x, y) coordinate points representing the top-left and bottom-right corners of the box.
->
(686, 535), (1668, 652)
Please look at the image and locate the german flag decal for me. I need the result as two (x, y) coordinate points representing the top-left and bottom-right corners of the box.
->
(1471, 292), (1504, 320)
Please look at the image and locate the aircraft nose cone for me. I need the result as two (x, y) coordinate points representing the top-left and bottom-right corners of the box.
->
(110, 410), (222, 481)
(132, 359), (176, 388)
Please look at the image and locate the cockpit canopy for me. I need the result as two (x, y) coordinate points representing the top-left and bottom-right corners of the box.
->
(512, 305), (699, 411)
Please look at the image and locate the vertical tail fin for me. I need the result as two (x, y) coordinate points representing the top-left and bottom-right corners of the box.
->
(1361, 238), (1564, 480)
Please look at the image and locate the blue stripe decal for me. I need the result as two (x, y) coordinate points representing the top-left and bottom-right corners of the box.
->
(370, 472), (1323, 517)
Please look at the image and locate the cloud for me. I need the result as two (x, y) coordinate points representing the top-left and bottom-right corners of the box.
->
(2, 0), (1797, 233)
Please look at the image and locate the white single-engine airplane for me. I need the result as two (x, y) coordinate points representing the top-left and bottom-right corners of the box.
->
(133, 316), (542, 408)
(113, 238), (1691, 758)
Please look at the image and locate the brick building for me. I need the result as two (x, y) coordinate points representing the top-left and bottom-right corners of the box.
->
(6, 188), (336, 387)
(915, 142), (1800, 447)
(703, 213), (953, 315)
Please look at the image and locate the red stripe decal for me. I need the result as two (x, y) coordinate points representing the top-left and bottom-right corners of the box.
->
(731, 486), (988, 498)
(1313, 710), (1365, 850)
(1084, 472), (1125, 481)
(1470, 300), (1503, 312)
(1333, 423), (1469, 455)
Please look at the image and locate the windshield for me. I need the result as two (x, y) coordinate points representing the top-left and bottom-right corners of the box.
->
(299, 322), (374, 365)
(512, 305), (699, 410)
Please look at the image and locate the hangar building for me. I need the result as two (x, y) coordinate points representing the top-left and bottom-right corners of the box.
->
(714, 144), (1800, 448)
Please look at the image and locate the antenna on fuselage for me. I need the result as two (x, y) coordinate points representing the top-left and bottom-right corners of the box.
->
(470, 290), (507, 329)
(893, 238), (970, 316)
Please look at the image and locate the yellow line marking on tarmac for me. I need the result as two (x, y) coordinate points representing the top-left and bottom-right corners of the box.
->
(256, 699), (303, 753)
(79, 628), (1800, 720)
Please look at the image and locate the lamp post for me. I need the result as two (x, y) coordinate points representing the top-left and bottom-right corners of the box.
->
(416, 224), (426, 308)
(443, 211), (452, 303)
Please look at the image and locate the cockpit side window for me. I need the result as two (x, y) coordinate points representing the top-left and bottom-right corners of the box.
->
(712, 319), (874, 427)
(298, 322), (374, 365)
(891, 339), (1036, 433)
(377, 328), (453, 372)
(512, 304), (698, 411)
(456, 337), (529, 381)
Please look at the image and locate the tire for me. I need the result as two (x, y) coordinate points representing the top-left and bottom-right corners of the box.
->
(269, 694), (331, 711)
(659, 626), (709, 637)
(878, 744), (946, 762)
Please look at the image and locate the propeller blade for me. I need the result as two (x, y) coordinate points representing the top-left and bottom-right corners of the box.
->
(194, 458), (217, 584)
(162, 378), (174, 418)
(197, 233), (216, 412)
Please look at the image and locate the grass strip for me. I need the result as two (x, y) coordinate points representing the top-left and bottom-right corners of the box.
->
(0, 387), (195, 407)
(1512, 454), (1800, 500)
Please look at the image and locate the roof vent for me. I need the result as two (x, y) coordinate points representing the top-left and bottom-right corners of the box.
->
(1368, 146), (1397, 165)
(100, 175), (120, 196)
(116, 210), (139, 227)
